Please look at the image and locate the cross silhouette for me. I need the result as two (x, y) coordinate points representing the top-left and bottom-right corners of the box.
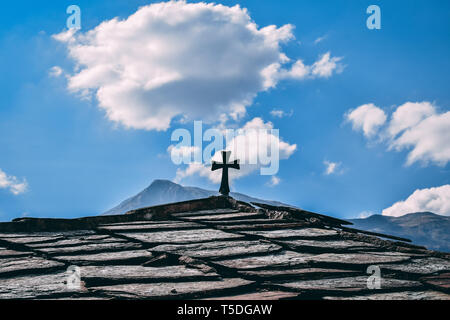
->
(211, 151), (240, 196)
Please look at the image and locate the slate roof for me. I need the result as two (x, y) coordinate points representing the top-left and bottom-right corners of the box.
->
(0, 196), (449, 300)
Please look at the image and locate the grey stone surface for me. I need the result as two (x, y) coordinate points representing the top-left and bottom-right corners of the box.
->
(151, 240), (282, 260)
(324, 290), (450, 300)
(119, 229), (244, 244)
(214, 251), (315, 270)
(92, 278), (254, 299)
(35, 242), (142, 255)
(382, 257), (450, 275)
(80, 265), (219, 284)
(305, 252), (411, 266)
(0, 272), (86, 299)
(0, 256), (65, 276)
(275, 276), (421, 294)
(53, 250), (153, 265)
(240, 228), (339, 239)
(98, 221), (204, 232)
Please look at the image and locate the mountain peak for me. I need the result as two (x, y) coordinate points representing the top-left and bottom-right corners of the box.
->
(148, 179), (178, 188)
(104, 179), (291, 215)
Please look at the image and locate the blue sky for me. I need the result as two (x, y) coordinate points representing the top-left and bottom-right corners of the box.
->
(0, 0), (449, 221)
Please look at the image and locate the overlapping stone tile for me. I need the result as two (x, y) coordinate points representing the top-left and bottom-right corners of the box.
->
(420, 273), (450, 293)
(323, 290), (450, 300)
(53, 250), (153, 265)
(213, 251), (315, 270)
(0, 256), (65, 277)
(35, 242), (142, 255)
(274, 276), (422, 295)
(240, 228), (339, 240)
(118, 229), (244, 244)
(0, 247), (30, 258)
(98, 221), (204, 232)
(91, 278), (254, 299)
(206, 290), (299, 300)
(172, 209), (240, 218)
(304, 252), (411, 267)
(239, 268), (360, 280)
(151, 240), (282, 260)
(0, 272), (86, 299)
(182, 211), (265, 222)
(381, 257), (450, 276)
(279, 239), (380, 253)
(79, 265), (220, 285)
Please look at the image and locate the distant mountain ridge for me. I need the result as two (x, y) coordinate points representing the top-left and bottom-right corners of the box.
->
(104, 179), (291, 215)
(349, 212), (450, 252)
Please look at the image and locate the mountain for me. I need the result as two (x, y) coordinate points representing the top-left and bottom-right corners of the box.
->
(103, 179), (291, 215)
(349, 212), (450, 252)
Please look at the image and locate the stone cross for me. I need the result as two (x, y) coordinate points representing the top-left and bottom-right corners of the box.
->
(211, 151), (240, 196)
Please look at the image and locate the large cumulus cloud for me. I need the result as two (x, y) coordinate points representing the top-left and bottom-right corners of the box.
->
(54, 1), (343, 131)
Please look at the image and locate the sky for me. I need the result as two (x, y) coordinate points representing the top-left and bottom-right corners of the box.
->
(0, 0), (449, 221)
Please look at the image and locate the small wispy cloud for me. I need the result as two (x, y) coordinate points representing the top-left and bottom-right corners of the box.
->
(48, 66), (63, 78)
(267, 176), (281, 187)
(270, 109), (293, 118)
(0, 169), (28, 195)
(323, 160), (343, 175)
(314, 35), (327, 45)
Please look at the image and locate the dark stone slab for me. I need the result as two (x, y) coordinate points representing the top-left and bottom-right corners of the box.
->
(279, 239), (379, 253)
(240, 268), (360, 280)
(0, 272), (86, 299)
(420, 273), (450, 293)
(53, 250), (153, 265)
(172, 209), (241, 217)
(305, 252), (411, 267)
(183, 212), (265, 222)
(151, 240), (282, 260)
(240, 228), (339, 240)
(217, 222), (310, 232)
(0, 247), (31, 258)
(382, 258), (450, 276)
(28, 236), (125, 248)
(0, 256), (65, 277)
(275, 276), (422, 295)
(324, 290), (450, 300)
(79, 265), (219, 285)
(91, 278), (254, 299)
(119, 229), (244, 244)
(206, 291), (300, 300)
(201, 219), (288, 226)
(214, 251), (315, 270)
(0, 235), (64, 244)
(98, 222), (204, 232)
(35, 242), (142, 255)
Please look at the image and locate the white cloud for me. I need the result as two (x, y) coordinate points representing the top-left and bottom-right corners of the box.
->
(314, 35), (327, 45)
(270, 108), (293, 118)
(346, 101), (450, 166)
(382, 185), (450, 217)
(173, 117), (297, 183)
(323, 160), (342, 175)
(49, 66), (63, 77)
(310, 52), (344, 78)
(280, 52), (344, 81)
(0, 169), (28, 195)
(54, 1), (343, 131)
(267, 176), (281, 186)
(345, 103), (387, 138)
